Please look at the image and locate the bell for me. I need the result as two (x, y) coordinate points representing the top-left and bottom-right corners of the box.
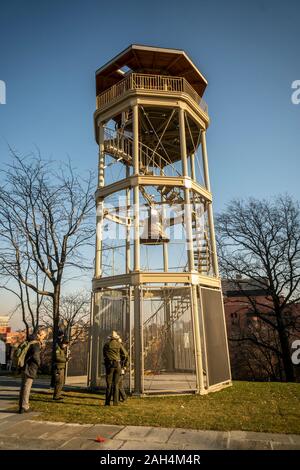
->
(140, 207), (169, 245)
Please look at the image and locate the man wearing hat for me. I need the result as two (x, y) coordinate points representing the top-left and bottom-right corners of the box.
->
(103, 331), (128, 406)
(53, 335), (69, 401)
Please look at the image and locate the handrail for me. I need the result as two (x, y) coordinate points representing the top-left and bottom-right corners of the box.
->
(97, 72), (208, 114)
(103, 127), (181, 177)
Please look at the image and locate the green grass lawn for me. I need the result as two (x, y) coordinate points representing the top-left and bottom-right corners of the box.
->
(25, 381), (300, 434)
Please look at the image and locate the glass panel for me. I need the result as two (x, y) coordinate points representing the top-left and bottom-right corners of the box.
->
(94, 288), (130, 389)
(67, 338), (89, 378)
(142, 286), (196, 392)
(200, 287), (231, 387)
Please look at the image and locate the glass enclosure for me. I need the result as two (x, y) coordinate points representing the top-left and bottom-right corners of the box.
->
(92, 285), (199, 393)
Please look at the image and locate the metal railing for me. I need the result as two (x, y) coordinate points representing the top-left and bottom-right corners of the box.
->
(103, 127), (181, 177)
(97, 73), (208, 114)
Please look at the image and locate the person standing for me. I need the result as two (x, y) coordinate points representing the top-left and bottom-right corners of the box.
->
(18, 330), (41, 414)
(53, 336), (69, 401)
(103, 331), (128, 406)
(6, 345), (13, 372)
(118, 337), (129, 402)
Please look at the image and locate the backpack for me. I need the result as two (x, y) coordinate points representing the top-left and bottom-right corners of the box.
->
(13, 340), (37, 369)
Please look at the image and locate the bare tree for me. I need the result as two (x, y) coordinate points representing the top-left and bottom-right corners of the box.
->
(41, 291), (90, 345)
(217, 195), (300, 382)
(0, 150), (95, 375)
(228, 307), (285, 381)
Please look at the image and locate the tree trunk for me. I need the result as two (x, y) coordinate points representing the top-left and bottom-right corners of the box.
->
(276, 311), (295, 382)
(278, 329), (295, 382)
(50, 286), (61, 387)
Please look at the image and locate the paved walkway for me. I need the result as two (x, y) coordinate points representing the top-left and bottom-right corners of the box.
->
(0, 377), (299, 450)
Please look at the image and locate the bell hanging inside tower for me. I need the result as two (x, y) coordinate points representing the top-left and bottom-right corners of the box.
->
(89, 45), (232, 395)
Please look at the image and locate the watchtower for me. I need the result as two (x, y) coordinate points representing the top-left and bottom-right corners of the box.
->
(89, 45), (231, 395)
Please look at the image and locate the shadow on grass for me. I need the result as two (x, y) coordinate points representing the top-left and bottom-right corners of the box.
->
(31, 400), (107, 408)
(30, 394), (107, 407)
(32, 390), (104, 400)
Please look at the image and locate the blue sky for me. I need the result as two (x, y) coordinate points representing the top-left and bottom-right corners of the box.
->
(0, 0), (300, 326)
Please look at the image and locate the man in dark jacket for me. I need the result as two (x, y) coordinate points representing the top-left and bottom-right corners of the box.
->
(103, 331), (128, 406)
(19, 330), (41, 414)
(53, 336), (69, 400)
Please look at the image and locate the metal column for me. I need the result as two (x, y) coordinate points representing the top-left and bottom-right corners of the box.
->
(201, 130), (219, 277)
(179, 107), (205, 394)
(132, 104), (143, 394)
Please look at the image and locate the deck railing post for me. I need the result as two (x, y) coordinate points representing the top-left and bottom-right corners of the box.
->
(96, 73), (207, 114)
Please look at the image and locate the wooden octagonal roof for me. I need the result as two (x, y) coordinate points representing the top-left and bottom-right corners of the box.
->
(96, 44), (208, 97)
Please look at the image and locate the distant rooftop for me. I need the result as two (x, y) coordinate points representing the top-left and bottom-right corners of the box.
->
(96, 44), (208, 97)
(222, 278), (270, 297)
(0, 316), (9, 327)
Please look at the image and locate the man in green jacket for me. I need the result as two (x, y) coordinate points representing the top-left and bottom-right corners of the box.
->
(103, 331), (128, 406)
(53, 336), (69, 401)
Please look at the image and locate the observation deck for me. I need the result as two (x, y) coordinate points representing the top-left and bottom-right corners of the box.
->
(94, 44), (209, 131)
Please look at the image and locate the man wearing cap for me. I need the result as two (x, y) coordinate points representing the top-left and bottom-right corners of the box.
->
(103, 331), (128, 406)
(53, 336), (69, 401)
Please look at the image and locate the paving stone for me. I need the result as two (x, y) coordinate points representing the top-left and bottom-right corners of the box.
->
(183, 441), (227, 450)
(289, 434), (300, 445)
(10, 421), (46, 437)
(272, 442), (300, 450)
(183, 443), (225, 450)
(60, 437), (124, 450)
(92, 438), (126, 450)
(0, 412), (39, 426)
(59, 437), (99, 450)
(230, 430), (291, 444)
(0, 419), (43, 437)
(168, 428), (227, 449)
(0, 413), (14, 420)
(115, 425), (153, 441)
(228, 439), (272, 450)
(0, 437), (62, 450)
(18, 421), (66, 439)
(120, 440), (185, 450)
(0, 415), (21, 428)
(19, 420), (65, 439)
(37, 420), (66, 426)
(142, 427), (174, 443)
(0, 420), (10, 429)
(81, 423), (124, 439)
(40, 423), (92, 440)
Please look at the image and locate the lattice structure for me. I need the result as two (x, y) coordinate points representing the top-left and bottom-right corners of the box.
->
(89, 45), (232, 395)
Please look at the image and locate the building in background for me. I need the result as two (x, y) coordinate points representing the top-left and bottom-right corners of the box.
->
(0, 316), (20, 369)
(0, 316), (10, 341)
(223, 279), (300, 382)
